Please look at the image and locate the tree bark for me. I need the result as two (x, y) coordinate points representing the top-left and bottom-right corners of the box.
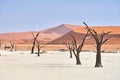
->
(75, 54), (81, 65)
(95, 45), (103, 67)
(37, 47), (40, 56)
(0, 43), (2, 49)
(31, 42), (35, 54)
(70, 50), (72, 58)
(31, 32), (40, 54)
(10, 44), (14, 52)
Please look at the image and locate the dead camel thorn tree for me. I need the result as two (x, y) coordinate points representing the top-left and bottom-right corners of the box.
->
(71, 31), (89, 65)
(36, 40), (44, 56)
(10, 40), (15, 52)
(0, 39), (4, 49)
(83, 22), (111, 67)
(64, 42), (73, 58)
(31, 32), (40, 54)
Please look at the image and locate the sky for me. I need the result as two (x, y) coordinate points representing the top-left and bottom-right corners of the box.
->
(0, 0), (120, 33)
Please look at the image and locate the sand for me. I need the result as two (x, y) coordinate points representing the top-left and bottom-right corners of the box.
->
(0, 50), (120, 80)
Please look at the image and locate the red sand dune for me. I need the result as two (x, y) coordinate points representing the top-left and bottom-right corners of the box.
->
(0, 24), (120, 45)
(48, 31), (120, 45)
(0, 24), (76, 44)
(74, 26), (120, 34)
(48, 25), (120, 45)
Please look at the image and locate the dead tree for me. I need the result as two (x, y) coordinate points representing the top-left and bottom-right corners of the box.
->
(36, 40), (44, 56)
(64, 42), (73, 58)
(0, 39), (4, 49)
(83, 22), (111, 67)
(10, 40), (15, 52)
(15, 45), (17, 51)
(72, 31), (88, 65)
(4, 45), (11, 51)
(31, 32), (40, 54)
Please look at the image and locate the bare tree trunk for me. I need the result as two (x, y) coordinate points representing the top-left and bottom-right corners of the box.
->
(64, 42), (73, 58)
(95, 45), (103, 67)
(5, 45), (6, 51)
(31, 32), (40, 54)
(70, 50), (72, 58)
(36, 40), (44, 57)
(10, 42), (14, 52)
(10, 45), (14, 52)
(31, 41), (35, 54)
(75, 54), (81, 65)
(15, 45), (17, 51)
(0, 43), (2, 49)
(37, 47), (40, 56)
(0, 39), (4, 49)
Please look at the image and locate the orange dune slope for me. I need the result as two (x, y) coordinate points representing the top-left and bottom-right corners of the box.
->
(0, 24), (76, 43)
(0, 24), (120, 44)
(48, 25), (120, 45)
(74, 26), (120, 34)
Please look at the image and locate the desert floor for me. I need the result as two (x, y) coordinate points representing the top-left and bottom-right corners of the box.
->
(0, 50), (120, 80)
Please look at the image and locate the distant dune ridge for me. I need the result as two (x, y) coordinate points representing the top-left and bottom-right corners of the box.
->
(0, 24), (120, 45)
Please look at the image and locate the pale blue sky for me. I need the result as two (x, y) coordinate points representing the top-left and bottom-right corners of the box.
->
(0, 0), (120, 33)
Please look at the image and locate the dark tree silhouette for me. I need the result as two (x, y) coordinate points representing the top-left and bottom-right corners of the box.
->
(83, 22), (111, 67)
(36, 40), (44, 56)
(64, 42), (73, 58)
(4, 45), (11, 51)
(31, 32), (40, 54)
(0, 39), (4, 49)
(10, 40), (15, 52)
(15, 45), (17, 51)
(71, 31), (89, 65)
